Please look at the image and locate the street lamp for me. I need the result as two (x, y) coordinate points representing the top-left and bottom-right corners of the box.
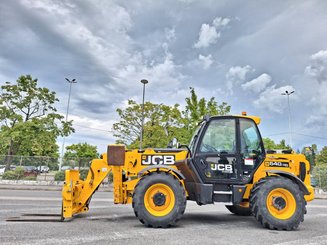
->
(140, 79), (148, 151)
(64, 78), (77, 122)
(281, 90), (294, 148)
(59, 78), (77, 170)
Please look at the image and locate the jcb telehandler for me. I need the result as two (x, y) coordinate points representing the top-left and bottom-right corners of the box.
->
(62, 114), (314, 230)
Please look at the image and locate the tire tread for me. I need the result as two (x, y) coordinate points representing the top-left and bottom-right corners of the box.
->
(132, 172), (186, 228)
(249, 176), (306, 231)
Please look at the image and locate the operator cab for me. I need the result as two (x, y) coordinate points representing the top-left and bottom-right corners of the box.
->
(175, 115), (266, 205)
(190, 115), (265, 184)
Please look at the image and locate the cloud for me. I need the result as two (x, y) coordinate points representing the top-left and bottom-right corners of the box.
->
(194, 17), (230, 48)
(165, 27), (176, 42)
(213, 17), (231, 28)
(198, 54), (213, 69)
(226, 65), (253, 81)
(225, 65), (253, 93)
(65, 114), (116, 152)
(305, 49), (327, 83)
(194, 24), (220, 48)
(242, 73), (272, 93)
(303, 50), (327, 126)
(253, 85), (296, 113)
(114, 50), (185, 98)
(1, 1), (327, 151)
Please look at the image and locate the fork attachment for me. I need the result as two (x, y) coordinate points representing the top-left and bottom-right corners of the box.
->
(61, 158), (111, 220)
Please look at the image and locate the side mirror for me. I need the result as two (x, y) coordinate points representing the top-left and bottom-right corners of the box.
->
(167, 138), (179, 148)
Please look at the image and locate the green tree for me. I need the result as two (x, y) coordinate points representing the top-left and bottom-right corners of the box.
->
(314, 147), (327, 190)
(275, 139), (291, 150)
(262, 138), (291, 151)
(113, 88), (231, 148)
(113, 100), (186, 148)
(184, 87), (230, 131)
(64, 142), (98, 169)
(0, 75), (74, 170)
(262, 138), (276, 150)
(316, 146), (327, 166)
(301, 144), (317, 167)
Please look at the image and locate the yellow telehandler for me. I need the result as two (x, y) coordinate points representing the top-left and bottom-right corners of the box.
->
(61, 114), (314, 230)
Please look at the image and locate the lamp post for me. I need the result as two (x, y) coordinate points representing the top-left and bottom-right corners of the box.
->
(281, 90), (294, 148)
(140, 79), (148, 151)
(59, 78), (77, 170)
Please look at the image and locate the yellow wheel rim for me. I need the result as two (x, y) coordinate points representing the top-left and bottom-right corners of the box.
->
(144, 183), (175, 217)
(266, 188), (296, 220)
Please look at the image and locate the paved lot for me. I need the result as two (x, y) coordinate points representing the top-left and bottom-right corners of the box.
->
(1, 189), (327, 245)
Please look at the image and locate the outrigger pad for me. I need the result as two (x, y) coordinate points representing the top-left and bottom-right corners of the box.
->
(107, 145), (125, 166)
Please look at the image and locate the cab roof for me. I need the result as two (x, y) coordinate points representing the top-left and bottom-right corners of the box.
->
(207, 115), (261, 125)
(238, 115), (261, 125)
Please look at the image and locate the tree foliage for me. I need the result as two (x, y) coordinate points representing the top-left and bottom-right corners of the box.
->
(301, 144), (317, 167)
(317, 146), (327, 167)
(113, 87), (231, 148)
(64, 142), (98, 169)
(113, 100), (186, 148)
(0, 75), (74, 170)
(262, 138), (276, 150)
(312, 146), (327, 190)
(184, 87), (230, 128)
(2, 166), (25, 180)
(262, 138), (291, 150)
(64, 142), (98, 159)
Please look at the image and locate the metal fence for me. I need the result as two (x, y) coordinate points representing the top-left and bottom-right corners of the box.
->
(1, 155), (326, 190)
(0, 155), (94, 171)
(313, 166), (327, 191)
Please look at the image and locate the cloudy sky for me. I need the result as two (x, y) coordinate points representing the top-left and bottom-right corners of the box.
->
(0, 0), (326, 153)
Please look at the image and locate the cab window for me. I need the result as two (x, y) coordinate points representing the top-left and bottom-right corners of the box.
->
(240, 119), (263, 157)
(199, 119), (236, 153)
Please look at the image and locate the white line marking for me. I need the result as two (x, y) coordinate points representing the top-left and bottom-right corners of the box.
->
(275, 235), (327, 245)
(0, 196), (113, 202)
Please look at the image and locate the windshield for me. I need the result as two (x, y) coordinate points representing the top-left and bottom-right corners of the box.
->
(189, 122), (204, 154)
(199, 119), (236, 154)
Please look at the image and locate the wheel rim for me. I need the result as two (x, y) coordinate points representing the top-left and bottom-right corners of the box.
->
(144, 183), (175, 217)
(266, 188), (296, 220)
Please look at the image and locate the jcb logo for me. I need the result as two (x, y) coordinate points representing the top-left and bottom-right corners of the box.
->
(141, 155), (175, 165)
(211, 164), (233, 173)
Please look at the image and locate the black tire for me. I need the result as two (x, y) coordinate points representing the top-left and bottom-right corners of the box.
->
(250, 176), (306, 230)
(132, 172), (186, 228)
(225, 205), (252, 216)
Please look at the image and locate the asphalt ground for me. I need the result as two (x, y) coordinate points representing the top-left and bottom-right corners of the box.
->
(0, 189), (327, 245)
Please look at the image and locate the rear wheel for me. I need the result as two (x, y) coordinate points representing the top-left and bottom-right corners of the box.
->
(132, 172), (186, 228)
(250, 176), (306, 230)
(225, 205), (251, 216)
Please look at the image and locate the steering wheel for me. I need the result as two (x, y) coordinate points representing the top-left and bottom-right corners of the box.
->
(201, 144), (218, 152)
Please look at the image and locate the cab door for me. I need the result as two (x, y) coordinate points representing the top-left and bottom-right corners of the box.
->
(193, 117), (243, 184)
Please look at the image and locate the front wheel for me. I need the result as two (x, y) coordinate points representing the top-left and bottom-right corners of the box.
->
(250, 176), (306, 230)
(132, 172), (186, 228)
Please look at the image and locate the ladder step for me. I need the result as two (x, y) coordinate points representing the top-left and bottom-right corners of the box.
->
(217, 202), (233, 205)
(214, 191), (232, 195)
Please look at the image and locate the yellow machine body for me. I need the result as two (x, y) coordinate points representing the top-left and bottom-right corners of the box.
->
(62, 148), (188, 218)
(62, 148), (314, 219)
(61, 114), (314, 226)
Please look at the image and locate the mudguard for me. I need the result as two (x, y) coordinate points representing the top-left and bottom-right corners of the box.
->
(264, 170), (310, 195)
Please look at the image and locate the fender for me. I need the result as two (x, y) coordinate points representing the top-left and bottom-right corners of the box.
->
(265, 170), (310, 195)
(138, 165), (185, 180)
